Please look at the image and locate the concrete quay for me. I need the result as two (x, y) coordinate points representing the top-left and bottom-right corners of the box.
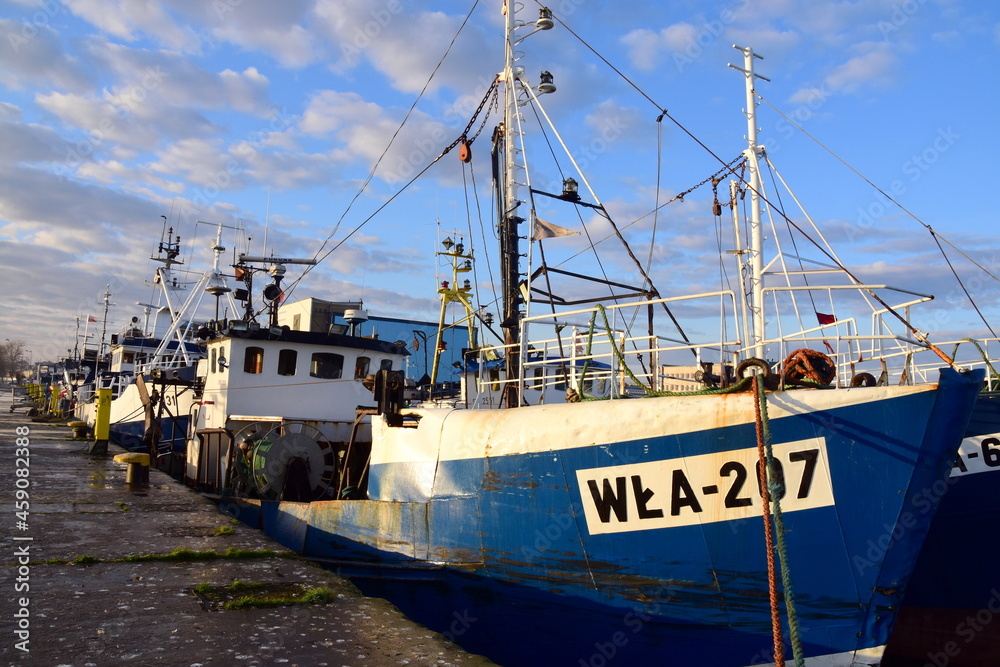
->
(0, 390), (494, 666)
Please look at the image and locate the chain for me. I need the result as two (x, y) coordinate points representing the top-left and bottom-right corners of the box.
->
(442, 76), (500, 156)
(676, 153), (746, 202)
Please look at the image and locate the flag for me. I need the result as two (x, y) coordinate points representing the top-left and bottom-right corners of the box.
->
(816, 312), (835, 325)
(532, 217), (578, 241)
(823, 341), (835, 354)
(88, 316), (97, 323)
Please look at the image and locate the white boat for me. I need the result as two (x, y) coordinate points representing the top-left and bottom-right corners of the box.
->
(75, 222), (235, 467)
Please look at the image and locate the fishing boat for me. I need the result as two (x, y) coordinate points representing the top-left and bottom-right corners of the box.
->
(185, 4), (984, 665)
(872, 342), (1000, 664)
(74, 221), (234, 467)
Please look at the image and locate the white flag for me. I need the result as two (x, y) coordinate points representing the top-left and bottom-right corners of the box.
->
(532, 217), (578, 241)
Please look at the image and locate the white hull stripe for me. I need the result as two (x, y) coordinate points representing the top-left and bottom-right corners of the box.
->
(746, 644), (884, 666)
(374, 384), (937, 465)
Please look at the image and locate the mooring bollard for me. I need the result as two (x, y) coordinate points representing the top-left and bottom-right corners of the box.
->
(87, 388), (112, 456)
(67, 421), (89, 438)
(113, 452), (150, 486)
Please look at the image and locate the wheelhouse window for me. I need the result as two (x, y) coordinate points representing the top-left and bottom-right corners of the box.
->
(277, 349), (297, 376)
(379, 359), (393, 372)
(310, 352), (344, 379)
(355, 356), (371, 379)
(244, 347), (264, 374)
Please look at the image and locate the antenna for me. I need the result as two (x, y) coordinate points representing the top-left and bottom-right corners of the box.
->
(237, 253), (318, 328)
(263, 187), (271, 258)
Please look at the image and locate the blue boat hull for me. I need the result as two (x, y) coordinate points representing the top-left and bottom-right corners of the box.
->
(226, 369), (981, 665)
(883, 392), (1000, 665)
(110, 415), (189, 464)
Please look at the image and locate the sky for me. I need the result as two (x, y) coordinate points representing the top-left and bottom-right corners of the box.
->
(1, 0), (999, 367)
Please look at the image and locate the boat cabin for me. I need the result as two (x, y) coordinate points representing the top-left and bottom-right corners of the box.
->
(186, 325), (410, 496)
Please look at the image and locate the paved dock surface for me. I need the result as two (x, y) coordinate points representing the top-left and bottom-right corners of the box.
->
(0, 390), (495, 666)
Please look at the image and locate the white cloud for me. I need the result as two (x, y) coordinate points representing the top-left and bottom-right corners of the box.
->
(824, 45), (897, 94)
(315, 1), (491, 93)
(621, 23), (698, 71)
(89, 41), (273, 116)
(62, 0), (199, 50)
(0, 118), (73, 164)
(0, 19), (92, 92)
(301, 90), (381, 136)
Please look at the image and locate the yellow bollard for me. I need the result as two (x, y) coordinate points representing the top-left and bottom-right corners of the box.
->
(113, 452), (150, 486)
(88, 388), (112, 456)
(49, 384), (60, 415)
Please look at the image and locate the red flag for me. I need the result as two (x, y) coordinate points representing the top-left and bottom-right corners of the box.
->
(87, 316), (97, 323)
(823, 341), (835, 354)
(816, 312), (835, 325)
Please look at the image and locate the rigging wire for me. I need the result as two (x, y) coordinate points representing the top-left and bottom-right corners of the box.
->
(285, 0), (484, 300)
(466, 148), (501, 327)
(546, 5), (960, 361)
(757, 93), (999, 337)
(762, 158), (823, 319)
(523, 93), (616, 296)
(552, 156), (746, 268)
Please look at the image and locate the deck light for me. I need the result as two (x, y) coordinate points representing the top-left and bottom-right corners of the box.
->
(536, 8), (553, 30)
(538, 71), (556, 95)
(561, 177), (580, 201)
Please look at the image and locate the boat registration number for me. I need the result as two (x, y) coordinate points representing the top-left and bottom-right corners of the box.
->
(951, 433), (1000, 477)
(576, 438), (835, 534)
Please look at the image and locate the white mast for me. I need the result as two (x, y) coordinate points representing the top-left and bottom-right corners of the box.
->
(729, 45), (770, 360)
(498, 0), (523, 408)
(496, 1), (554, 407)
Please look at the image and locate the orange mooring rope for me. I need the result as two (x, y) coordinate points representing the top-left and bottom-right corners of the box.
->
(753, 375), (785, 666)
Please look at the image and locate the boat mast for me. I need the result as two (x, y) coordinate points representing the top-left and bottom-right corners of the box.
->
(98, 285), (113, 364)
(729, 46), (770, 360)
(498, 0), (523, 408)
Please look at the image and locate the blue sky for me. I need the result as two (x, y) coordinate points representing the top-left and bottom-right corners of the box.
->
(1, 0), (998, 365)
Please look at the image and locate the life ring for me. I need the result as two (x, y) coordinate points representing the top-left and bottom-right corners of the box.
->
(782, 349), (836, 386)
(850, 372), (877, 387)
(735, 358), (772, 379)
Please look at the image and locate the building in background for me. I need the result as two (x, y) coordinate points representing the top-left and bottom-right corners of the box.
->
(278, 298), (471, 383)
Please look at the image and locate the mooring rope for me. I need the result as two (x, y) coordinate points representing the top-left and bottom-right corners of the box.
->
(754, 375), (806, 666)
(753, 374), (785, 666)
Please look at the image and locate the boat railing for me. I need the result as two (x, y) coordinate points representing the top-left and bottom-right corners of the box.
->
(93, 372), (134, 399)
(134, 357), (198, 375)
(824, 337), (1000, 389)
(468, 291), (747, 400)
(467, 288), (986, 399)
